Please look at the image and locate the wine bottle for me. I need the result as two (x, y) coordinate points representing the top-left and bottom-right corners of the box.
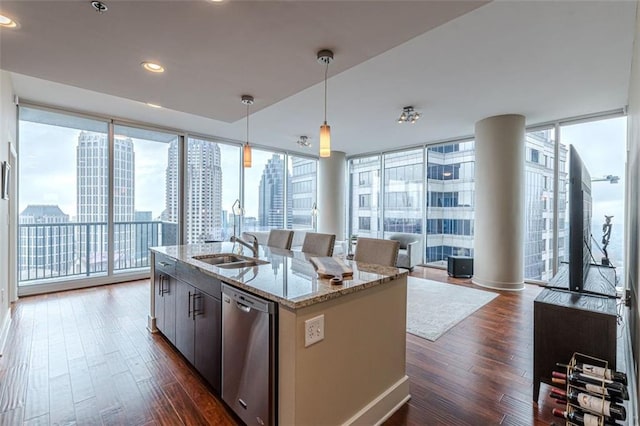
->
(550, 387), (566, 399)
(568, 373), (629, 400)
(552, 371), (567, 380)
(557, 362), (628, 385)
(552, 408), (620, 426)
(562, 390), (626, 420)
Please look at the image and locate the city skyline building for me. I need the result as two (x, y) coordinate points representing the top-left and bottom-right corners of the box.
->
(19, 204), (74, 280)
(165, 138), (223, 243)
(258, 154), (292, 230)
(77, 132), (135, 271)
(290, 157), (317, 229)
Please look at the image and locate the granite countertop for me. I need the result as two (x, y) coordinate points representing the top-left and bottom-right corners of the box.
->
(150, 242), (407, 310)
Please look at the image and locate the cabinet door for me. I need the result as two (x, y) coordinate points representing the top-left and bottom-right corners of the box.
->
(194, 290), (222, 393)
(175, 280), (195, 363)
(163, 275), (177, 344)
(154, 272), (165, 333)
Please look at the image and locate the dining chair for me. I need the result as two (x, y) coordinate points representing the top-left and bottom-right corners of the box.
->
(301, 232), (336, 257)
(353, 237), (400, 267)
(267, 229), (294, 250)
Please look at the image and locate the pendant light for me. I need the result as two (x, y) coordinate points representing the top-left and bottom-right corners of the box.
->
(241, 95), (254, 168)
(317, 49), (333, 158)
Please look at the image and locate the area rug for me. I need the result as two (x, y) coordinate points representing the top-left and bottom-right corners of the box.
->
(407, 276), (499, 341)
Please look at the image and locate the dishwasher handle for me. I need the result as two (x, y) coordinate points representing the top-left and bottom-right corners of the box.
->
(235, 301), (252, 313)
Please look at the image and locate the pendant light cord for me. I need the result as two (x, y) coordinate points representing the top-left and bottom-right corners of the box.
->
(324, 62), (328, 122)
(246, 102), (249, 144)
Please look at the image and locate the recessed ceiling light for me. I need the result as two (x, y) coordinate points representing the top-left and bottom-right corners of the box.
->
(0, 14), (18, 28)
(209, 0), (225, 2)
(141, 61), (165, 73)
(146, 103), (162, 109)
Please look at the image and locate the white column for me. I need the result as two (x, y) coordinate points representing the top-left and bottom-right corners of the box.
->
(472, 114), (525, 291)
(318, 151), (346, 240)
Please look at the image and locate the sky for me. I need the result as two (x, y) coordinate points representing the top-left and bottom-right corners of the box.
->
(560, 116), (627, 267)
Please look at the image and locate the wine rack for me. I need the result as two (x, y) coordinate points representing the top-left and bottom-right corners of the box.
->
(550, 353), (629, 426)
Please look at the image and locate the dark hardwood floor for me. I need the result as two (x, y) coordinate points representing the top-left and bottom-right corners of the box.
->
(0, 268), (593, 425)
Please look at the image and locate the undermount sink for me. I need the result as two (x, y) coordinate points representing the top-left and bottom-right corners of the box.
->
(216, 260), (265, 269)
(192, 253), (268, 269)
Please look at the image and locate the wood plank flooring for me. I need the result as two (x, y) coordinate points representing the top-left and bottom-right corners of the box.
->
(0, 267), (617, 425)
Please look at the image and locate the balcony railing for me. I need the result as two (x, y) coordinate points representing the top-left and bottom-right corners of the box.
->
(18, 221), (177, 284)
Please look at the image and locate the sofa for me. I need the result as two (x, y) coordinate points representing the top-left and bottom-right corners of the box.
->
(388, 233), (423, 271)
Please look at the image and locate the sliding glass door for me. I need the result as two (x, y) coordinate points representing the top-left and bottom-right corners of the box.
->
(112, 125), (179, 271)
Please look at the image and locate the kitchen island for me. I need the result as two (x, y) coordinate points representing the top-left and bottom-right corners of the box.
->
(149, 242), (409, 426)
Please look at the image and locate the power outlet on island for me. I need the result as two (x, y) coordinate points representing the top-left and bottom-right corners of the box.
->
(304, 314), (324, 347)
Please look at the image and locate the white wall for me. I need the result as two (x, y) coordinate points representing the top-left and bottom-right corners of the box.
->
(0, 70), (17, 352)
(626, 1), (640, 389)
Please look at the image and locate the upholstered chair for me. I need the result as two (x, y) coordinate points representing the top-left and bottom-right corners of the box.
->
(267, 229), (294, 250)
(301, 232), (336, 257)
(388, 233), (423, 271)
(353, 237), (400, 267)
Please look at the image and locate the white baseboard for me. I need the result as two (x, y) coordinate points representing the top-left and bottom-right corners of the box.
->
(147, 314), (157, 333)
(342, 375), (411, 426)
(0, 309), (11, 357)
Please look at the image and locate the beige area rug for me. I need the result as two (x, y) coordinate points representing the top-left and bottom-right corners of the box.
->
(407, 276), (499, 341)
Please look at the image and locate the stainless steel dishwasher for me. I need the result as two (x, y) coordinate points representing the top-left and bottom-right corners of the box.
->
(221, 283), (276, 426)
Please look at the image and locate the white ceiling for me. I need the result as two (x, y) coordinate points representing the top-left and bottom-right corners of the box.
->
(1, 0), (637, 156)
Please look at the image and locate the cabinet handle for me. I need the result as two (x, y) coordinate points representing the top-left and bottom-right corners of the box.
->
(158, 275), (163, 296)
(188, 291), (192, 318)
(193, 293), (203, 317)
(159, 261), (171, 267)
(161, 277), (169, 295)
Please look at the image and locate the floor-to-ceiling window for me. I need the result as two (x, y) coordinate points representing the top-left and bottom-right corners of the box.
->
(185, 137), (240, 244)
(382, 149), (423, 237)
(112, 125), (179, 271)
(19, 107), (109, 285)
(288, 155), (317, 230)
(243, 149), (288, 232)
(425, 140), (475, 266)
(524, 128), (560, 281)
(559, 116), (627, 282)
(349, 155), (381, 238)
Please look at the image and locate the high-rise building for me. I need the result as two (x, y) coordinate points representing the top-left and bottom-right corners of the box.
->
(525, 130), (567, 280)
(77, 131), (135, 271)
(19, 205), (74, 280)
(165, 138), (223, 243)
(348, 135), (566, 280)
(425, 142), (476, 264)
(290, 157), (317, 229)
(349, 156), (381, 238)
(258, 154), (292, 229)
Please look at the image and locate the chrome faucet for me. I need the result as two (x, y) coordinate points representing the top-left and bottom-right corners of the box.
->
(231, 233), (259, 258)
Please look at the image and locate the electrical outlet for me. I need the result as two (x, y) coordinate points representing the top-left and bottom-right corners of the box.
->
(304, 314), (324, 347)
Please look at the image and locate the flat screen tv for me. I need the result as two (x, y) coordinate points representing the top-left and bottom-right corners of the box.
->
(568, 145), (593, 292)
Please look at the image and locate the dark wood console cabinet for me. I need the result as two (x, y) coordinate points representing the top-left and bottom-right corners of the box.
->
(532, 265), (618, 402)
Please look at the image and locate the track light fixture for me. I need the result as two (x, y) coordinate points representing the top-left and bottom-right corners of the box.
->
(397, 106), (421, 124)
(296, 136), (311, 148)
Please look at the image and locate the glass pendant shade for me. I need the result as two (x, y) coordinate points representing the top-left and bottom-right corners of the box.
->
(319, 122), (331, 158)
(243, 142), (252, 168)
